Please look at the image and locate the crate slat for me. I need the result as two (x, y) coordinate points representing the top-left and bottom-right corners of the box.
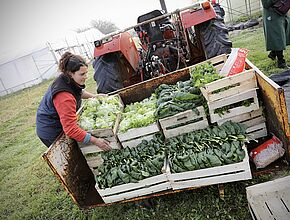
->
(209, 89), (259, 123)
(201, 69), (256, 99)
(168, 146), (252, 190)
(95, 160), (171, 203)
(208, 88), (258, 110)
(101, 181), (171, 203)
(86, 156), (103, 169)
(121, 134), (155, 148)
(217, 108), (263, 125)
(97, 172), (169, 196)
(247, 127), (268, 140)
(118, 123), (159, 142)
(159, 106), (209, 139)
(217, 108), (268, 140)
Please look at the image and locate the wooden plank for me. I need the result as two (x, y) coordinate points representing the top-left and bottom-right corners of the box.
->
(121, 134), (155, 148)
(247, 128), (268, 140)
(169, 155), (248, 181)
(117, 123), (159, 142)
(79, 136), (121, 153)
(97, 173), (169, 196)
(207, 79), (257, 102)
(243, 116), (266, 128)
(159, 108), (205, 128)
(203, 69), (255, 93)
(246, 123), (267, 133)
(208, 88), (258, 110)
(210, 102), (260, 123)
(101, 182), (171, 203)
(217, 108), (263, 125)
(171, 170), (252, 190)
(159, 106), (208, 139)
(168, 146), (252, 190)
(163, 119), (208, 139)
(86, 156), (103, 168)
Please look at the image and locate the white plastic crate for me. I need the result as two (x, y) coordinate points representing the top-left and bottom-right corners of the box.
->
(246, 175), (290, 220)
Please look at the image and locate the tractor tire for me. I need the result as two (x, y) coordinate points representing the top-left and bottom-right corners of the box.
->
(93, 53), (124, 94)
(199, 4), (232, 59)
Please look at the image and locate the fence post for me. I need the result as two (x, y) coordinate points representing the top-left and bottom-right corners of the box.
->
(0, 78), (8, 95)
(46, 42), (58, 64)
(31, 55), (43, 81)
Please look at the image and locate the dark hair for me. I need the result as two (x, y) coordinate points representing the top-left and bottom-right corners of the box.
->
(58, 52), (88, 75)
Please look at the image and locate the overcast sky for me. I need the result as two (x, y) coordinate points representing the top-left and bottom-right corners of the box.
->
(0, 0), (192, 61)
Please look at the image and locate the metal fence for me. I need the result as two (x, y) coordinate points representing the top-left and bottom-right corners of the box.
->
(219, 0), (262, 23)
(0, 29), (102, 97)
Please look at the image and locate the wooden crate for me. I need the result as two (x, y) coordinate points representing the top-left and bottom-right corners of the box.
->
(246, 175), (290, 220)
(77, 95), (123, 169)
(168, 146), (252, 190)
(200, 69), (260, 123)
(189, 54), (228, 73)
(95, 160), (171, 203)
(159, 106), (208, 139)
(117, 123), (160, 148)
(79, 129), (121, 169)
(218, 108), (267, 140)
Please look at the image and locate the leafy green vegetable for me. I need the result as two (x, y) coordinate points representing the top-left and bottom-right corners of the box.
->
(119, 95), (157, 133)
(78, 95), (122, 130)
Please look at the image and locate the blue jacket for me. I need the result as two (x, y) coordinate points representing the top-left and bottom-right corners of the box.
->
(36, 74), (83, 141)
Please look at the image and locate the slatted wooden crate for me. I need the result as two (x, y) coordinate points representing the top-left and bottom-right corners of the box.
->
(77, 95), (123, 169)
(200, 69), (260, 123)
(79, 129), (121, 169)
(159, 106), (208, 139)
(95, 160), (171, 203)
(117, 122), (160, 148)
(246, 175), (290, 220)
(217, 108), (267, 140)
(167, 146), (252, 190)
(189, 54), (228, 73)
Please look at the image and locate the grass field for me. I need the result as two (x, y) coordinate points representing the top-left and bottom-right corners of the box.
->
(0, 26), (290, 220)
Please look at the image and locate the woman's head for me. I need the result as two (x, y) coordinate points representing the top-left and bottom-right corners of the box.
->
(58, 52), (89, 86)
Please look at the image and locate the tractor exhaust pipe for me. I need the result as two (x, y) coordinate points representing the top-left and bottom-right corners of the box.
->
(159, 0), (168, 13)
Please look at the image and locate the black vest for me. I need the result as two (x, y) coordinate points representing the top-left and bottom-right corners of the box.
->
(36, 74), (84, 140)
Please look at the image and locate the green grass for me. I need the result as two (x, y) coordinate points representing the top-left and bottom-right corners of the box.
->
(1, 26), (290, 220)
(231, 27), (290, 76)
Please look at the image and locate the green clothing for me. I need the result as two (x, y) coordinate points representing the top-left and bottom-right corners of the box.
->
(261, 0), (290, 51)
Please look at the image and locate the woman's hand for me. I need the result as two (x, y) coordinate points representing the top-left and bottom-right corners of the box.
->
(90, 136), (111, 151)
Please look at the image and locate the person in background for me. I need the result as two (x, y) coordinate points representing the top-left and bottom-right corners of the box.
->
(261, 0), (290, 68)
(36, 52), (111, 150)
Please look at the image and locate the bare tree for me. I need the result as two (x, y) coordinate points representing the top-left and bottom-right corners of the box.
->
(90, 19), (119, 34)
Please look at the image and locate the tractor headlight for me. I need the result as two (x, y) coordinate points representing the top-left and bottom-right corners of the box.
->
(94, 40), (102, 47)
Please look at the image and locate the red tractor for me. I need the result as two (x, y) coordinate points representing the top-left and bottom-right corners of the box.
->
(93, 0), (232, 93)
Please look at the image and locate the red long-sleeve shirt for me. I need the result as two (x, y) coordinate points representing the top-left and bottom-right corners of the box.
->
(53, 91), (86, 142)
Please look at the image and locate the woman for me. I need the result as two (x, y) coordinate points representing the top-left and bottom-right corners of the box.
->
(36, 52), (111, 150)
(261, 0), (290, 68)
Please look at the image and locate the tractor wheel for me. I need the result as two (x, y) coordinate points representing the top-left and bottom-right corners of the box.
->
(199, 4), (232, 59)
(92, 53), (124, 94)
